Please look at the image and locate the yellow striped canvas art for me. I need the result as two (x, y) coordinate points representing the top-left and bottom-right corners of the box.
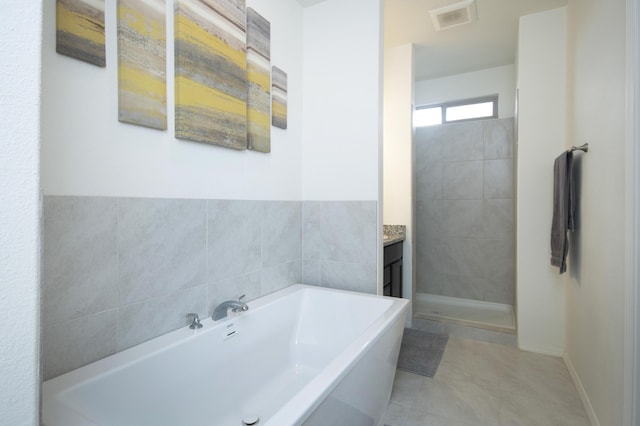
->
(246, 8), (271, 153)
(118, 0), (167, 130)
(272, 66), (287, 130)
(56, 0), (106, 67)
(175, 0), (248, 150)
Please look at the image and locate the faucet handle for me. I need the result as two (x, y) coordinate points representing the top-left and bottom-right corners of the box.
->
(187, 313), (203, 330)
(231, 295), (249, 313)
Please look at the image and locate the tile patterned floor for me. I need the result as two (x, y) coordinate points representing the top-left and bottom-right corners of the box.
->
(382, 336), (591, 426)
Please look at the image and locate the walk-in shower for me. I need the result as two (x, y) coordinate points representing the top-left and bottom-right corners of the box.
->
(413, 117), (516, 333)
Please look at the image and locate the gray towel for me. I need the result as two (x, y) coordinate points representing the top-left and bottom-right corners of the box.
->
(550, 151), (574, 274)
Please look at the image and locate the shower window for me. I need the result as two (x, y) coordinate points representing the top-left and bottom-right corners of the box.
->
(413, 106), (443, 127)
(414, 95), (498, 127)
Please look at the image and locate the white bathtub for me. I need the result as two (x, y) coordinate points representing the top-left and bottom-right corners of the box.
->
(42, 284), (409, 426)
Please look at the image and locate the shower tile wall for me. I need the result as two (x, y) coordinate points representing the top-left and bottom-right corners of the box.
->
(415, 118), (515, 305)
(42, 196), (378, 380)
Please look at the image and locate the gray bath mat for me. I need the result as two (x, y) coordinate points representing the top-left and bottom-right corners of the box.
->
(397, 328), (449, 378)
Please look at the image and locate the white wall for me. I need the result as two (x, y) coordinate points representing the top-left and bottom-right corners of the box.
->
(0, 0), (41, 424)
(564, 0), (627, 425)
(415, 64), (516, 119)
(41, 0), (304, 200)
(301, 0), (383, 202)
(42, 0), (384, 203)
(383, 43), (414, 323)
(516, 7), (567, 356)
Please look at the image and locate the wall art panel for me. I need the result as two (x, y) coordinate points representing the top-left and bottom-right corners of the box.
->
(56, 0), (106, 67)
(246, 8), (271, 153)
(272, 66), (287, 130)
(175, 0), (247, 150)
(117, 0), (167, 130)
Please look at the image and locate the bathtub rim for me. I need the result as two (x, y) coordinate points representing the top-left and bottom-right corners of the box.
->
(42, 284), (409, 426)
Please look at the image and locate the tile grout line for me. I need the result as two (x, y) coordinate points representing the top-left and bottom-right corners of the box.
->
(260, 200), (264, 296)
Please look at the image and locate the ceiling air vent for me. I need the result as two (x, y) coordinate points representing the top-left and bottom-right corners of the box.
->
(429, 0), (478, 31)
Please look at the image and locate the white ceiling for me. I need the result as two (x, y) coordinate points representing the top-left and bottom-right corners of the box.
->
(297, 0), (567, 81)
(385, 0), (567, 81)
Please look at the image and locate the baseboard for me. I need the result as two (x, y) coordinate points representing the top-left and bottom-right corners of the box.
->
(517, 342), (564, 358)
(563, 354), (601, 426)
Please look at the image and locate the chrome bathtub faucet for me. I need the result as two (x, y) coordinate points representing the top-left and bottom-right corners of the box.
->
(187, 313), (203, 330)
(212, 295), (249, 321)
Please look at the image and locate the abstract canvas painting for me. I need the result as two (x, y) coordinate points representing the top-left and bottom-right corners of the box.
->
(175, 0), (248, 150)
(246, 8), (271, 153)
(56, 0), (106, 67)
(272, 66), (287, 130)
(117, 0), (167, 130)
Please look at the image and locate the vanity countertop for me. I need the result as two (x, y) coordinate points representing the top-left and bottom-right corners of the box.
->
(383, 225), (406, 247)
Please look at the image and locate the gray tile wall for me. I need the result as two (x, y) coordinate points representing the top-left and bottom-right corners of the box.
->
(42, 196), (302, 380)
(42, 197), (379, 380)
(414, 119), (515, 305)
(301, 201), (378, 294)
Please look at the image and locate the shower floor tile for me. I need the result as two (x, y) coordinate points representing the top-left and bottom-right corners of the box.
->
(414, 293), (516, 334)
